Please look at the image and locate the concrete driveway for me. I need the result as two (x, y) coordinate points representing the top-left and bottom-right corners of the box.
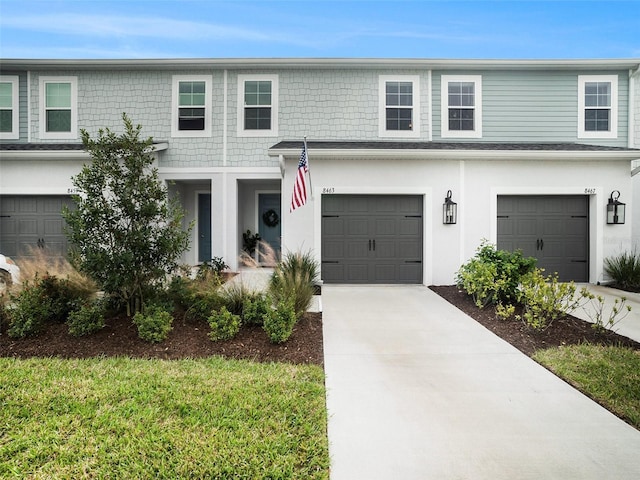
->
(322, 285), (640, 480)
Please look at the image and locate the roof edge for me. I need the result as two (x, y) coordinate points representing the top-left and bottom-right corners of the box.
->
(2, 57), (639, 71)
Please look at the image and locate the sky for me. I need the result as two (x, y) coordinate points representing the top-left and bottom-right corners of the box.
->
(0, 0), (639, 60)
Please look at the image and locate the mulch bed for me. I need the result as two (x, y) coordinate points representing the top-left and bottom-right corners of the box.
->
(430, 285), (640, 356)
(0, 312), (324, 365)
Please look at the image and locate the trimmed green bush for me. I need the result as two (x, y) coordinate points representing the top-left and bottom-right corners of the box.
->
(208, 306), (241, 341)
(242, 294), (272, 326)
(133, 305), (173, 343)
(604, 249), (640, 291)
(263, 300), (297, 344)
(456, 241), (536, 307)
(67, 299), (107, 337)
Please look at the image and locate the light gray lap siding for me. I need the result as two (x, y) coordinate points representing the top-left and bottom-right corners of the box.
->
(433, 69), (629, 146)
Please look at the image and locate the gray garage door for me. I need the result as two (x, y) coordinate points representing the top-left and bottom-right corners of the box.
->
(321, 194), (423, 283)
(0, 195), (74, 261)
(497, 195), (589, 282)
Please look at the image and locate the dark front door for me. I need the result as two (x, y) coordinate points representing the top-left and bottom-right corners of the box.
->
(258, 193), (281, 262)
(497, 195), (589, 282)
(197, 193), (212, 263)
(321, 194), (423, 284)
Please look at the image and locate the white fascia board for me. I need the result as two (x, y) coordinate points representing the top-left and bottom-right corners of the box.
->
(3, 58), (639, 71)
(268, 147), (640, 162)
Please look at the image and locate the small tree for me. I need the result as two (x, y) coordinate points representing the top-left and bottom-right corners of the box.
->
(63, 114), (191, 315)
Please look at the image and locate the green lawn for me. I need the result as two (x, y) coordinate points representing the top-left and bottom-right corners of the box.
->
(0, 357), (329, 479)
(533, 344), (640, 429)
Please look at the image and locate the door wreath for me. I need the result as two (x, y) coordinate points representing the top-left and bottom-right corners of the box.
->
(262, 208), (280, 227)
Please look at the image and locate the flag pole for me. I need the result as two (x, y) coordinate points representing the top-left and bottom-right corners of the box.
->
(304, 136), (314, 199)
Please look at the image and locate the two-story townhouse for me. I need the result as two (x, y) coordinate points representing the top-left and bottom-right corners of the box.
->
(1, 58), (639, 285)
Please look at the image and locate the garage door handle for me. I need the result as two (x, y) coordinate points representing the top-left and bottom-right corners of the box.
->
(536, 239), (540, 250)
(369, 239), (372, 251)
(405, 260), (422, 264)
(372, 239), (376, 251)
(540, 239), (544, 250)
(571, 260), (587, 263)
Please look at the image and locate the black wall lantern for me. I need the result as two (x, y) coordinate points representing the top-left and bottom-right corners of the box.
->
(606, 190), (625, 225)
(443, 190), (457, 225)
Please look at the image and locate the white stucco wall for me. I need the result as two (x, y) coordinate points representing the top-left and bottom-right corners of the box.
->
(282, 155), (633, 285)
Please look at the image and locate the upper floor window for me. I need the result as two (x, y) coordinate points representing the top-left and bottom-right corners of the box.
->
(171, 75), (212, 137)
(441, 75), (482, 139)
(578, 75), (618, 139)
(39, 76), (77, 140)
(0, 76), (19, 140)
(378, 75), (420, 138)
(237, 74), (278, 137)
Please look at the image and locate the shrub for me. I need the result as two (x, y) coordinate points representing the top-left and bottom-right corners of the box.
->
(7, 274), (89, 338)
(242, 294), (272, 326)
(604, 250), (640, 291)
(518, 270), (581, 331)
(263, 300), (297, 344)
(578, 287), (632, 333)
(269, 251), (319, 319)
(456, 241), (536, 307)
(7, 277), (53, 338)
(133, 305), (174, 343)
(67, 299), (106, 337)
(208, 306), (241, 341)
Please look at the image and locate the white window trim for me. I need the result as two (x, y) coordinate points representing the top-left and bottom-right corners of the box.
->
(237, 74), (279, 137)
(378, 75), (421, 138)
(578, 75), (618, 139)
(441, 75), (482, 139)
(38, 76), (78, 140)
(0, 75), (19, 140)
(171, 75), (212, 138)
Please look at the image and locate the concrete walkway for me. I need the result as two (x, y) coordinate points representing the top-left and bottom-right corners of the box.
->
(322, 285), (640, 480)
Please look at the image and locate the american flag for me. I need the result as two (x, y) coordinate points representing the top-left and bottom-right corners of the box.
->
(290, 142), (310, 212)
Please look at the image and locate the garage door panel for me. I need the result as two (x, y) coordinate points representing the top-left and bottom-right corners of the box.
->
(348, 218), (369, 235)
(517, 219), (537, 236)
(497, 195), (588, 282)
(321, 264), (344, 283)
(0, 195), (74, 262)
(322, 217), (344, 235)
(375, 240), (396, 259)
(346, 197), (368, 213)
(399, 264), (422, 283)
(19, 219), (38, 235)
(346, 264), (369, 283)
(322, 194), (423, 284)
(374, 218), (396, 236)
(347, 240), (369, 258)
(399, 217), (421, 235)
(542, 219), (564, 236)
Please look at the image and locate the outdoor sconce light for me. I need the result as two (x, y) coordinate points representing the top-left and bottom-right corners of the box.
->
(607, 190), (625, 225)
(443, 190), (457, 225)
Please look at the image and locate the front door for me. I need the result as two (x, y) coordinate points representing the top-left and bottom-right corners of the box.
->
(258, 193), (281, 262)
(198, 193), (212, 263)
